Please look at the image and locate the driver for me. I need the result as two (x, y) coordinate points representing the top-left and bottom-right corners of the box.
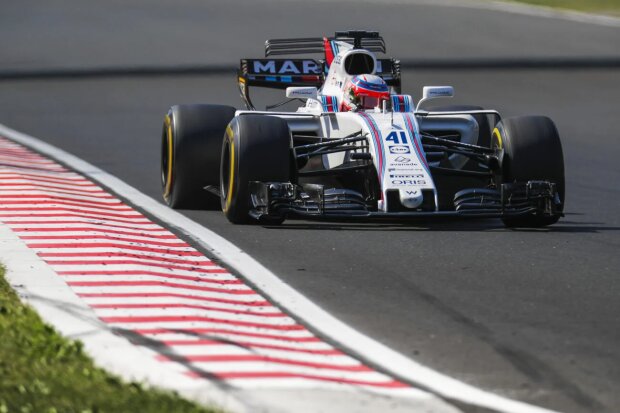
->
(341, 74), (390, 112)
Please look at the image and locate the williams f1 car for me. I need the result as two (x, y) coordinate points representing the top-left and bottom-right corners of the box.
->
(161, 30), (564, 227)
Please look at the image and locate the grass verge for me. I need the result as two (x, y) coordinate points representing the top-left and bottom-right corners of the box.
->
(0, 265), (219, 413)
(501, 0), (620, 15)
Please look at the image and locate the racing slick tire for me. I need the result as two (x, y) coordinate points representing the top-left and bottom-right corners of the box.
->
(492, 116), (565, 228)
(161, 104), (236, 209)
(220, 115), (291, 224)
(429, 105), (491, 148)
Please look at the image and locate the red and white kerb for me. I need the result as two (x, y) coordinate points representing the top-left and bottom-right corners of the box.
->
(0, 136), (410, 391)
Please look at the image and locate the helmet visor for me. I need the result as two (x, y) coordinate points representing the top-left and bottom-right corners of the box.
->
(359, 95), (386, 109)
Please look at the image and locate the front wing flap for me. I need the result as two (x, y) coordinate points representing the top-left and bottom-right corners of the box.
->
(248, 181), (563, 222)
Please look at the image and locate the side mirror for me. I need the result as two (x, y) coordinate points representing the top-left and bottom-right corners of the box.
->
(416, 86), (454, 110)
(286, 87), (318, 100)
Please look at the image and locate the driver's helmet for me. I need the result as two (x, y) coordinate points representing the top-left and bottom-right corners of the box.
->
(342, 74), (390, 111)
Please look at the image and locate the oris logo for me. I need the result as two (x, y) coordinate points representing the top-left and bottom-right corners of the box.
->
(391, 179), (426, 186)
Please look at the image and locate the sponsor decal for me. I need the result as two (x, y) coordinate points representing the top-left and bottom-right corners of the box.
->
(250, 59), (321, 75)
(391, 179), (427, 186)
(288, 87), (317, 97)
(427, 87), (453, 97)
(393, 156), (411, 163)
(385, 131), (408, 145)
(390, 163), (415, 167)
(389, 174), (424, 179)
(389, 145), (410, 154)
(389, 168), (424, 172)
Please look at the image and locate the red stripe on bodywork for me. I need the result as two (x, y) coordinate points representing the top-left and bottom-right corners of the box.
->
(323, 37), (334, 67)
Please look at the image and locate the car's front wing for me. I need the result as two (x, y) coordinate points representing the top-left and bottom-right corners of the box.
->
(248, 181), (563, 222)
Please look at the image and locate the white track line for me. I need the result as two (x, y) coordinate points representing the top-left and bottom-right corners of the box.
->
(0, 123), (559, 413)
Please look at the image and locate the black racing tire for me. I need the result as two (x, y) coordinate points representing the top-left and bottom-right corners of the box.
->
(492, 116), (565, 228)
(429, 105), (491, 148)
(161, 104), (236, 209)
(220, 115), (292, 224)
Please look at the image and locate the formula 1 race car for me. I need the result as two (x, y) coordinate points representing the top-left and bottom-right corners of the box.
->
(160, 30), (564, 227)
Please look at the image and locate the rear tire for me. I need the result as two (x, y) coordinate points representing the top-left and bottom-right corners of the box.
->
(161, 104), (236, 209)
(220, 115), (292, 224)
(492, 116), (565, 227)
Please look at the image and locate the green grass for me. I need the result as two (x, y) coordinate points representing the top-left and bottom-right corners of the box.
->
(0, 266), (219, 413)
(502, 0), (620, 15)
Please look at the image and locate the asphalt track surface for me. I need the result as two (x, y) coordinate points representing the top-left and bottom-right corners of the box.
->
(1, 1), (619, 412)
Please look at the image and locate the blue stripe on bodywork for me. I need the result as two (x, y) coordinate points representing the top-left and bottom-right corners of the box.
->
(358, 112), (385, 183)
(331, 96), (338, 112)
(402, 113), (432, 178)
(391, 96), (400, 112)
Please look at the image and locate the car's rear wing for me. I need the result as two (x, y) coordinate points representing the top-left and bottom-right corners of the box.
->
(237, 30), (401, 110)
(238, 58), (401, 110)
(265, 33), (386, 57)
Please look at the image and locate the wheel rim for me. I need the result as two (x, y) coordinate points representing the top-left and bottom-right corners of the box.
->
(220, 127), (235, 212)
(492, 127), (503, 150)
(161, 115), (174, 201)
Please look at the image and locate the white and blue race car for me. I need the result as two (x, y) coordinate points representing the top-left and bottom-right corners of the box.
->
(161, 30), (564, 227)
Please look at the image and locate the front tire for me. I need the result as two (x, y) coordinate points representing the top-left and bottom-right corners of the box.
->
(220, 115), (292, 224)
(492, 116), (565, 227)
(161, 104), (236, 209)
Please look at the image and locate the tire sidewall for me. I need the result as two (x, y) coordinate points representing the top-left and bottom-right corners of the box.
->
(221, 115), (292, 224)
(161, 104), (236, 209)
(494, 116), (564, 203)
(493, 116), (565, 227)
(221, 118), (245, 221)
(162, 109), (175, 204)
